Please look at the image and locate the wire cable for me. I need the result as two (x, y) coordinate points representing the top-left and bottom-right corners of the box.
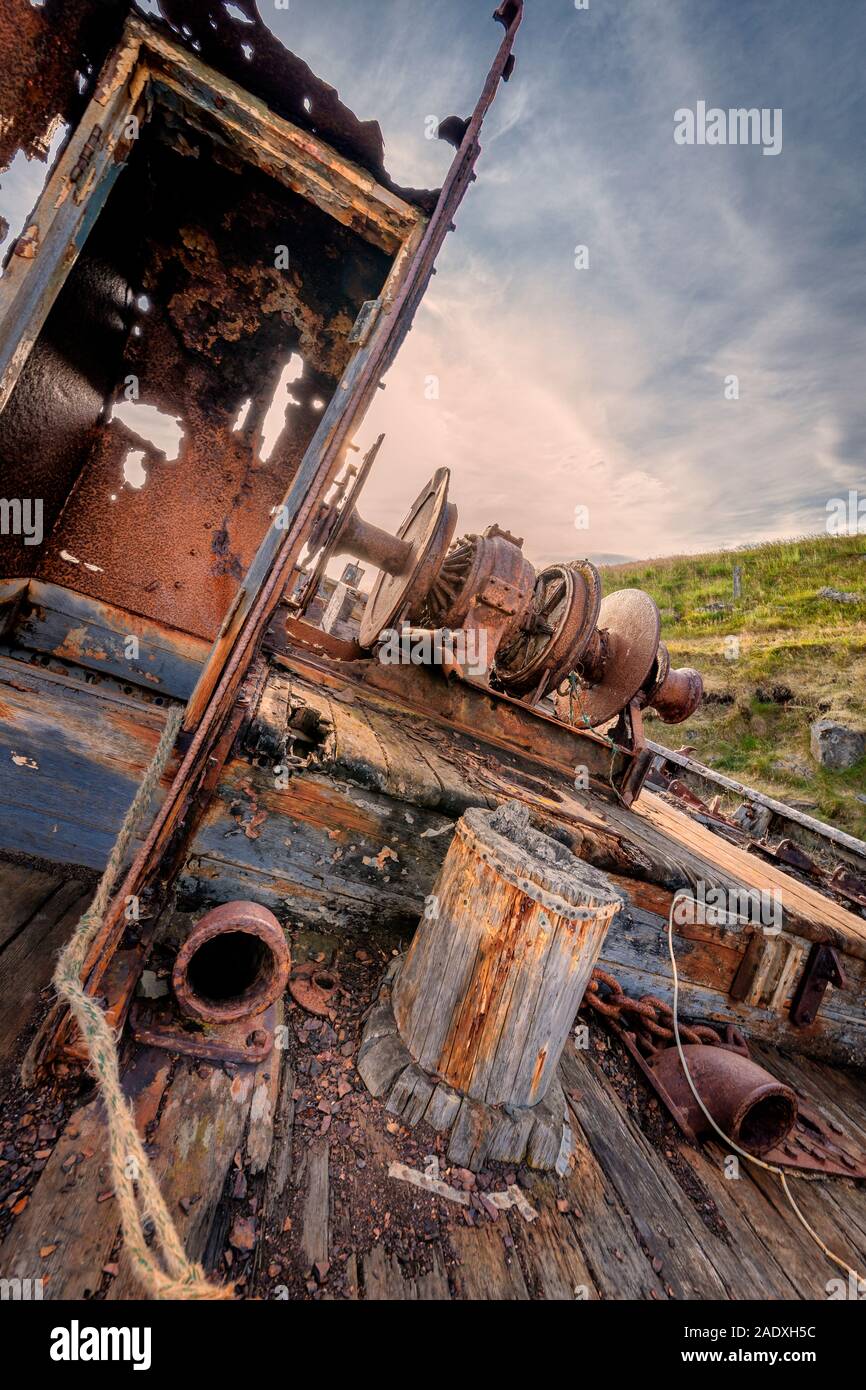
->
(666, 889), (864, 1287)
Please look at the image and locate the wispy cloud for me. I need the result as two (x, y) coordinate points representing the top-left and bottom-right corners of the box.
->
(3, 1), (862, 568)
(271, 0), (865, 564)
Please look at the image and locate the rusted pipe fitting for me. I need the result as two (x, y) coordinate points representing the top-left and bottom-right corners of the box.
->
(650, 1044), (797, 1155)
(577, 625), (609, 686)
(172, 901), (290, 1025)
(642, 642), (704, 724)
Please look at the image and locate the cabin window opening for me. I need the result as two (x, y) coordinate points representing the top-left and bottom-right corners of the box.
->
(260, 351), (304, 462)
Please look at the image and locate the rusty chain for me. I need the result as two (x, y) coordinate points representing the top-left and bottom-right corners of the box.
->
(582, 968), (739, 1053)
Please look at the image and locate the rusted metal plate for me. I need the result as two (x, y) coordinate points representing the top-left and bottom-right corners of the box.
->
(0, 1), (435, 212)
(33, 121), (390, 639)
(130, 997), (278, 1065)
(560, 589), (661, 729)
(789, 942), (847, 1029)
(360, 469), (457, 645)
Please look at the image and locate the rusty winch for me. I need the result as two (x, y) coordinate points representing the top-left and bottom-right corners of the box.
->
(300, 454), (702, 727)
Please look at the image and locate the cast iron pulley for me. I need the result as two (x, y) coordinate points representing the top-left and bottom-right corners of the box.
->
(359, 469), (458, 646)
(494, 559), (602, 698)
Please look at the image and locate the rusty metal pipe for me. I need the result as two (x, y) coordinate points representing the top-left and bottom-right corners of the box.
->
(172, 901), (290, 1025)
(643, 643), (703, 723)
(650, 1044), (797, 1155)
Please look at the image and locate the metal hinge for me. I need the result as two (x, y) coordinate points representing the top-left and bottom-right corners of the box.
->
(790, 942), (847, 1028)
(69, 124), (103, 185)
(348, 298), (382, 347)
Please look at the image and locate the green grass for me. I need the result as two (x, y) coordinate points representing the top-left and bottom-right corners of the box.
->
(599, 533), (866, 836)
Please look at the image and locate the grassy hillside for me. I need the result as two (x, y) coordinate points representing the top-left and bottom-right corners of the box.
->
(599, 533), (866, 837)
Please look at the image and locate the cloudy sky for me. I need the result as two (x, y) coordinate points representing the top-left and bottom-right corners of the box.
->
(3, 2), (863, 572)
(263, 0), (865, 569)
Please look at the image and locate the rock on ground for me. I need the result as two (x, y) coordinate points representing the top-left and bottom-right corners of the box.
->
(810, 719), (866, 770)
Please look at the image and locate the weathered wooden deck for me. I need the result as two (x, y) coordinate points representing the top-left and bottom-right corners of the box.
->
(1, 857), (864, 1301)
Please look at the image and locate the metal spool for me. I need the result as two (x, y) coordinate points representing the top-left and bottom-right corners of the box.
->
(494, 560), (602, 697)
(172, 901), (291, 1025)
(359, 469), (457, 646)
(558, 588), (661, 728)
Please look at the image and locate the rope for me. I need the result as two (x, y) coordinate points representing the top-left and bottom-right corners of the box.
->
(666, 890), (865, 1287)
(52, 705), (233, 1301)
(566, 671), (624, 804)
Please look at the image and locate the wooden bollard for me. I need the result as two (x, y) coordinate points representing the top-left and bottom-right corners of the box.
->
(358, 801), (623, 1171)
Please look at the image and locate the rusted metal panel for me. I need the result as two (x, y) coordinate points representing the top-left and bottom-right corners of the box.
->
(1, 15), (427, 640)
(139, 1), (438, 213)
(0, 1), (434, 216)
(0, 0), (125, 174)
(1, 23), (397, 638)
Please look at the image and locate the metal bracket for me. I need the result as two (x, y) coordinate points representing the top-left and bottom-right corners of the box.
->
(348, 297), (382, 346)
(789, 942), (847, 1028)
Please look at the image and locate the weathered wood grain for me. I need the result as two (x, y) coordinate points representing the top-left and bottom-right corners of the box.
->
(300, 1140), (330, 1274)
(393, 808), (621, 1110)
(11, 581), (208, 700)
(0, 656), (175, 870)
(359, 1241), (451, 1300)
(0, 1049), (171, 1299)
(448, 1221), (531, 1300)
(106, 1058), (255, 1299)
(0, 862), (65, 952)
(0, 877), (92, 1056)
(563, 1047), (755, 1298)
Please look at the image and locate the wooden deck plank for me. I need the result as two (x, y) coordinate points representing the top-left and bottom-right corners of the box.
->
(743, 1160), (866, 1292)
(562, 1046), (758, 1299)
(0, 862), (65, 951)
(0, 877), (92, 1056)
(359, 1241), (451, 1300)
(448, 1221), (531, 1300)
(632, 791), (866, 955)
(0, 656), (175, 870)
(674, 1144), (803, 1300)
(504, 1173), (601, 1300)
(106, 1057), (255, 1299)
(0, 1049), (171, 1299)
